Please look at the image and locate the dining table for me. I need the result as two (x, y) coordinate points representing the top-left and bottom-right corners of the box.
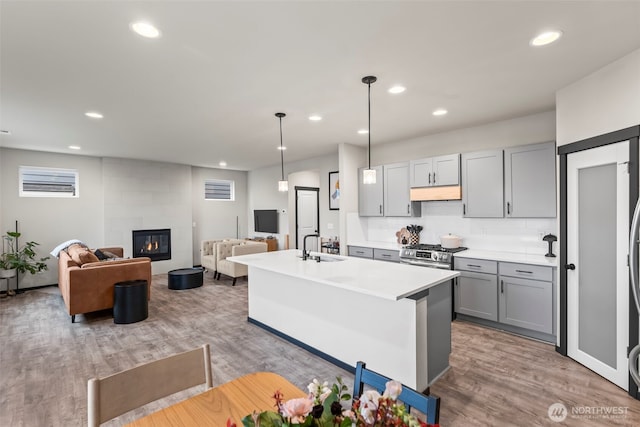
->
(125, 371), (307, 426)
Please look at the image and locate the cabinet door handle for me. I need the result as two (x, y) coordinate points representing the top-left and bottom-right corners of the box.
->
(463, 203), (466, 215)
(407, 204), (410, 214)
(501, 280), (504, 293)
(433, 172), (436, 183)
(428, 172), (431, 184)
(515, 269), (533, 274)
(379, 205), (382, 214)
(381, 254), (391, 257)
(467, 264), (482, 269)
(507, 202), (511, 215)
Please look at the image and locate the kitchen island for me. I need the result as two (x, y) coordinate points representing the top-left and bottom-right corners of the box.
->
(228, 249), (459, 391)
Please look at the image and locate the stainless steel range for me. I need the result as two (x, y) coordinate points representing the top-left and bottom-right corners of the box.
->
(399, 244), (467, 270)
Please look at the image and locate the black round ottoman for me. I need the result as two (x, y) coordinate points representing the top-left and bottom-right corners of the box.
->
(113, 280), (148, 324)
(168, 267), (204, 290)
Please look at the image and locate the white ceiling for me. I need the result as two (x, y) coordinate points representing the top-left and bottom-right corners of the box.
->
(1, 1), (639, 171)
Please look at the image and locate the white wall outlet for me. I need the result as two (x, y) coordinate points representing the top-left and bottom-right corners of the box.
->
(327, 223), (334, 230)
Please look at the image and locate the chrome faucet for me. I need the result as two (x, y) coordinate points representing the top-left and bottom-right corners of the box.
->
(302, 233), (320, 261)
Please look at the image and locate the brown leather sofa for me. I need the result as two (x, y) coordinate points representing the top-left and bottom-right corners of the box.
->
(58, 247), (152, 323)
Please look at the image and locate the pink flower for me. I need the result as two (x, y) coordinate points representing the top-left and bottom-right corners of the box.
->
(383, 380), (402, 400)
(280, 397), (314, 423)
(359, 390), (381, 424)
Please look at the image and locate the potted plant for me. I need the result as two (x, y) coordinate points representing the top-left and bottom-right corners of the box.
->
(0, 231), (49, 278)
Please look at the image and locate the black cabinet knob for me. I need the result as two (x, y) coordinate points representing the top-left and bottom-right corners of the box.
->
(565, 263), (576, 270)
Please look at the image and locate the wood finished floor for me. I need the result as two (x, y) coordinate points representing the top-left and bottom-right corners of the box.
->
(1, 273), (639, 426)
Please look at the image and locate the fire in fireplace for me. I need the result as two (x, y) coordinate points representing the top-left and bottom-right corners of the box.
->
(132, 229), (171, 262)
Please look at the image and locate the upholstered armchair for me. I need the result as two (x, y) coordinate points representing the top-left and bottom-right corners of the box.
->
(215, 241), (268, 285)
(200, 239), (242, 277)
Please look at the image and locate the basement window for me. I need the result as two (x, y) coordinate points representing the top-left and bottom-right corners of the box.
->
(19, 166), (79, 198)
(205, 179), (234, 201)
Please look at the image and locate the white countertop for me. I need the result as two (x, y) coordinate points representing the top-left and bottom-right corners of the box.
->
(455, 249), (558, 267)
(347, 241), (404, 251)
(229, 249), (459, 301)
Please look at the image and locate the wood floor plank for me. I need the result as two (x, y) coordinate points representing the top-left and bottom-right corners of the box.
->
(1, 273), (639, 426)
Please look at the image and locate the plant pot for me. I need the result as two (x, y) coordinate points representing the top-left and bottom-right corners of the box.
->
(0, 268), (17, 279)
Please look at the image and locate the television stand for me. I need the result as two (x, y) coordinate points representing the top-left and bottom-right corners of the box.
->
(246, 237), (278, 252)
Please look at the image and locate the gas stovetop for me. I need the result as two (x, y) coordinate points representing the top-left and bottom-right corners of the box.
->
(399, 244), (467, 266)
(402, 244), (468, 254)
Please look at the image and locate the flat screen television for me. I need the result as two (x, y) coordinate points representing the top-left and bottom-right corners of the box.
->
(254, 209), (278, 233)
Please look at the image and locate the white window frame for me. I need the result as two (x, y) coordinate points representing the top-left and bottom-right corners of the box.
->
(19, 166), (79, 198)
(204, 179), (234, 201)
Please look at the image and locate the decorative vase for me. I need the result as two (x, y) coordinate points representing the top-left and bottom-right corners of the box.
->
(409, 232), (420, 245)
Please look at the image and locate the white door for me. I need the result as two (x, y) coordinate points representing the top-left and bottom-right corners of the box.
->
(567, 140), (629, 390)
(296, 188), (319, 250)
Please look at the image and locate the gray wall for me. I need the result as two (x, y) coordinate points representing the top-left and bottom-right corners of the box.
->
(247, 153), (339, 249)
(102, 158), (193, 275)
(556, 48), (640, 146)
(371, 110), (555, 165)
(0, 149), (104, 288)
(191, 166), (248, 262)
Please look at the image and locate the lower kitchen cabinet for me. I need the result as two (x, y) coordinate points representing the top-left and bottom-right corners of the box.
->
(454, 257), (555, 342)
(347, 245), (373, 259)
(373, 248), (400, 262)
(454, 271), (498, 321)
(499, 276), (553, 334)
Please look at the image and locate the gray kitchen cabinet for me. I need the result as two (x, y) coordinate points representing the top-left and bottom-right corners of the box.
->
(498, 262), (553, 334)
(454, 271), (499, 322)
(504, 142), (556, 218)
(383, 162), (420, 217)
(373, 248), (400, 263)
(358, 165), (384, 216)
(461, 149), (504, 217)
(347, 245), (373, 259)
(410, 153), (460, 187)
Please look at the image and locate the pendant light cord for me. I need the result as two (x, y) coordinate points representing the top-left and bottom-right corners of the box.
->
(368, 81), (371, 169)
(279, 115), (285, 180)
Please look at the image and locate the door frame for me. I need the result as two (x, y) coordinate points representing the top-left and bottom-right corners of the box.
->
(294, 186), (320, 249)
(558, 124), (640, 399)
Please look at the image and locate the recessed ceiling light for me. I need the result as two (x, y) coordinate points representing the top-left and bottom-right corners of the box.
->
(277, 146), (287, 150)
(0, 130), (10, 135)
(432, 108), (448, 116)
(85, 111), (103, 119)
(130, 21), (161, 39)
(358, 129), (369, 134)
(309, 115), (322, 121)
(219, 161), (227, 167)
(68, 145), (81, 150)
(530, 30), (562, 47)
(388, 86), (406, 94)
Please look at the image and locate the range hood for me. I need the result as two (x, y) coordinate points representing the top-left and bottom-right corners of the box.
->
(410, 185), (462, 201)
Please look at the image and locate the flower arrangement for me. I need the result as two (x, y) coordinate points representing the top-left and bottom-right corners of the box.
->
(227, 377), (438, 427)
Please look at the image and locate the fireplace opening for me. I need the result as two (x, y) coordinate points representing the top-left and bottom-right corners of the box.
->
(132, 229), (171, 262)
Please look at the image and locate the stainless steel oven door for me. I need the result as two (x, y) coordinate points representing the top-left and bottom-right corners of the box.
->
(400, 259), (452, 270)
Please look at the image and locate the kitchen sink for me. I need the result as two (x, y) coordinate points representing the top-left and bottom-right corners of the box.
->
(297, 255), (345, 262)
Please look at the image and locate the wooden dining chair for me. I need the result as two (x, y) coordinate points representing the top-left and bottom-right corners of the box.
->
(353, 361), (440, 425)
(87, 344), (213, 427)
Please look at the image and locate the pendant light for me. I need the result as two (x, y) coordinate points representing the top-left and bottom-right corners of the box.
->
(275, 112), (288, 192)
(362, 75), (377, 184)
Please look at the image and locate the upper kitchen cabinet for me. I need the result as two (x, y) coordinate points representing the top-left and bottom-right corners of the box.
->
(504, 142), (556, 218)
(461, 149), (504, 218)
(358, 165), (384, 216)
(384, 162), (420, 217)
(410, 153), (460, 187)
